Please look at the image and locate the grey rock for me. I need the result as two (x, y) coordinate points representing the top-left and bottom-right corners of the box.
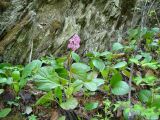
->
(0, 0), (159, 64)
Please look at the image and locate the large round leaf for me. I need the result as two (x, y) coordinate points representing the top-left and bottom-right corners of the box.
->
(92, 78), (104, 86)
(34, 67), (61, 91)
(71, 63), (90, 72)
(92, 59), (105, 71)
(84, 82), (97, 91)
(112, 81), (130, 95)
(112, 42), (123, 51)
(60, 98), (78, 110)
(71, 63), (90, 80)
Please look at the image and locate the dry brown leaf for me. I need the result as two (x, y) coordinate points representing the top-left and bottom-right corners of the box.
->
(50, 109), (59, 120)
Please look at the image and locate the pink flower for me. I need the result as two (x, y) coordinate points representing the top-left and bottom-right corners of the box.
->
(67, 34), (81, 51)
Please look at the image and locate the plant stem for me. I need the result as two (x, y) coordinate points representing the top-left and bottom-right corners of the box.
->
(128, 63), (134, 117)
(67, 51), (72, 85)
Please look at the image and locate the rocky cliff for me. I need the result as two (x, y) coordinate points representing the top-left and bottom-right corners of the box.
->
(0, 0), (159, 64)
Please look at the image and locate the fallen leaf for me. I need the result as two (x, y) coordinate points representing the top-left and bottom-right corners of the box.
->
(50, 109), (59, 120)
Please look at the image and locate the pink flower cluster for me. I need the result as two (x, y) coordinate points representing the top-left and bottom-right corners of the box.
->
(67, 34), (81, 51)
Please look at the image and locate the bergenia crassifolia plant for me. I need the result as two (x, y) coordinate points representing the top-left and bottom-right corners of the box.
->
(67, 34), (81, 51)
(67, 34), (81, 83)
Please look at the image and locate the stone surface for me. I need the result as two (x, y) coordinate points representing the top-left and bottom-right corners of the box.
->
(0, 0), (159, 64)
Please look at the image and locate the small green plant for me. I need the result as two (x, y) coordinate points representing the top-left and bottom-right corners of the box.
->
(28, 114), (37, 120)
(0, 108), (11, 118)
(33, 35), (105, 110)
(0, 27), (159, 119)
(0, 63), (22, 93)
(103, 99), (113, 119)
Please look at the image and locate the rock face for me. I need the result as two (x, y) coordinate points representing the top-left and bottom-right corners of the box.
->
(0, 0), (159, 64)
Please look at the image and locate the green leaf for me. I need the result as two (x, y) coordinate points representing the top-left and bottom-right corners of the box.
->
(28, 114), (37, 120)
(72, 70), (87, 80)
(138, 90), (152, 103)
(144, 75), (157, 86)
(71, 63), (90, 72)
(71, 51), (80, 62)
(91, 118), (98, 120)
(151, 96), (160, 109)
(71, 63), (90, 80)
(122, 70), (130, 78)
(92, 59), (105, 71)
(36, 91), (54, 105)
(114, 61), (127, 69)
(141, 52), (152, 62)
(87, 71), (98, 80)
(141, 62), (158, 70)
(112, 42), (123, 51)
(34, 67), (60, 91)
(20, 60), (42, 88)
(112, 81), (130, 95)
(19, 78), (27, 89)
(128, 28), (140, 40)
(0, 89), (4, 94)
(151, 27), (159, 33)
(133, 76), (143, 85)
(86, 51), (101, 58)
(54, 87), (63, 104)
(60, 98), (78, 110)
(65, 87), (73, 98)
(22, 60), (42, 78)
(84, 102), (99, 111)
(12, 70), (20, 81)
(56, 57), (67, 68)
(37, 83), (60, 91)
(55, 68), (68, 79)
(13, 84), (19, 93)
(101, 69), (109, 79)
(110, 72), (122, 86)
(0, 69), (4, 74)
(0, 108), (11, 118)
(129, 58), (139, 65)
(142, 107), (159, 120)
(92, 78), (104, 87)
(135, 55), (142, 60)
(0, 63), (11, 69)
(6, 77), (13, 85)
(123, 108), (130, 120)
(133, 104), (144, 114)
(0, 77), (12, 85)
(58, 116), (66, 120)
(0, 78), (7, 84)
(100, 51), (111, 57)
(84, 82), (97, 91)
(71, 80), (83, 93)
(140, 27), (148, 37)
